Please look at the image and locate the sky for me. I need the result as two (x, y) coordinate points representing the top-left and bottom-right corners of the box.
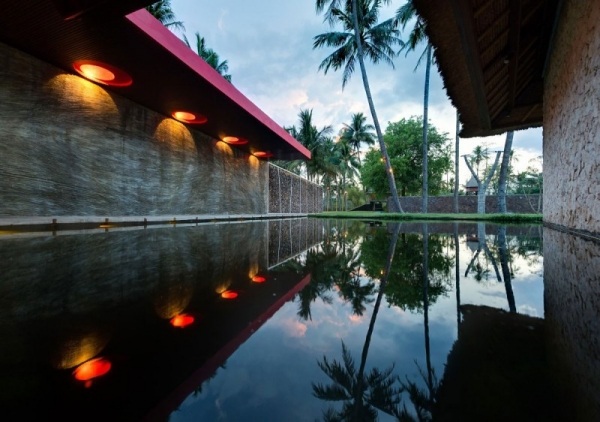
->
(169, 0), (543, 183)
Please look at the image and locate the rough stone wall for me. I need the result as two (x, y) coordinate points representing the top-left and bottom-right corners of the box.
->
(544, 0), (600, 235)
(0, 42), (268, 217)
(543, 228), (600, 420)
(268, 165), (323, 213)
(388, 195), (542, 213)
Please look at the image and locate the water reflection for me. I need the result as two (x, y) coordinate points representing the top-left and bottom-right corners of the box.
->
(2, 220), (597, 421)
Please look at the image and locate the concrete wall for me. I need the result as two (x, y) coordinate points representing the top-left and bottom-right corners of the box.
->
(544, 0), (600, 236)
(1, 42), (319, 220)
(269, 165), (323, 214)
(388, 195), (542, 213)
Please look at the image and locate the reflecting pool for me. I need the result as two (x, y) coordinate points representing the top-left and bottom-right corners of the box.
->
(0, 219), (598, 421)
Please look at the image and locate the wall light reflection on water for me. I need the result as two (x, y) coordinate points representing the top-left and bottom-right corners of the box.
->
(1, 220), (598, 421)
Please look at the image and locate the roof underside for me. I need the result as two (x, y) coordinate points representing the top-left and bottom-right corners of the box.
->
(0, 0), (310, 160)
(414, 0), (559, 138)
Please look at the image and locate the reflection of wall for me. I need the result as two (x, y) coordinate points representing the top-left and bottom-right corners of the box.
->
(544, 0), (600, 235)
(0, 42), (268, 217)
(269, 165), (323, 214)
(268, 218), (324, 267)
(544, 228), (600, 420)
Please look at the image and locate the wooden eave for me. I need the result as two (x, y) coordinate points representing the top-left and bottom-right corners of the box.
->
(414, 0), (559, 138)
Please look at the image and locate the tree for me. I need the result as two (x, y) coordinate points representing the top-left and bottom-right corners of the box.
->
(463, 151), (502, 213)
(314, 0), (404, 212)
(329, 138), (361, 210)
(360, 117), (452, 198)
(470, 145), (489, 178)
(286, 109), (333, 183)
(184, 32), (232, 82)
(454, 111), (460, 213)
(146, 1), (184, 33)
(339, 112), (376, 165)
(497, 131), (514, 213)
(395, 0), (432, 213)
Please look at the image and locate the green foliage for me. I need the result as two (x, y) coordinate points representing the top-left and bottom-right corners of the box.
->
(310, 212), (543, 224)
(360, 230), (451, 312)
(146, 1), (185, 33)
(183, 32), (232, 82)
(360, 117), (452, 197)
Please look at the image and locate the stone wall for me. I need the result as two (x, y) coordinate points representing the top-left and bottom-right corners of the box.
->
(268, 218), (324, 267)
(268, 165), (323, 214)
(0, 42), (270, 218)
(388, 195), (542, 213)
(543, 228), (600, 420)
(544, 0), (600, 235)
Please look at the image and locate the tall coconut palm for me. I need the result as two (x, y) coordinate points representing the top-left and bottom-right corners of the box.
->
(146, 0), (185, 33)
(454, 111), (460, 213)
(395, 1), (432, 213)
(339, 112), (376, 165)
(497, 131), (514, 213)
(314, 0), (404, 213)
(287, 109), (333, 183)
(184, 32), (232, 82)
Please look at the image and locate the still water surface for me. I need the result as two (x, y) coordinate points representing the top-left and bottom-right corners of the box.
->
(0, 218), (597, 421)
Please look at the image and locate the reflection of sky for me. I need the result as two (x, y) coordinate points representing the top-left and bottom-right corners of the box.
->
(170, 226), (544, 421)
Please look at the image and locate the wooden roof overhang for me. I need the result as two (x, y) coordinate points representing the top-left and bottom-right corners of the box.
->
(414, 0), (560, 138)
(0, 0), (310, 160)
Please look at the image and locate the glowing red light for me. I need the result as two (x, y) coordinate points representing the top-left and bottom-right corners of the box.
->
(170, 314), (195, 328)
(172, 111), (208, 124)
(223, 136), (248, 145)
(253, 151), (273, 158)
(252, 275), (266, 283)
(73, 357), (112, 382)
(221, 290), (238, 299)
(72, 60), (132, 87)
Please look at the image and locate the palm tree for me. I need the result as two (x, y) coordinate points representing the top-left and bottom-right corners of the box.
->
(454, 111), (460, 213)
(183, 32), (232, 82)
(469, 145), (489, 179)
(339, 112), (376, 164)
(287, 109), (333, 183)
(331, 138), (361, 210)
(314, 0), (404, 213)
(146, 1), (185, 33)
(395, 1), (432, 213)
(464, 151), (502, 213)
(497, 131), (514, 213)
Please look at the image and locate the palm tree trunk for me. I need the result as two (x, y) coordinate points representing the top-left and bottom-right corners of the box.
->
(422, 223), (433, 393)
(497, 226), (516, 312)
(422, 44), (432, 213)
(355, 223), (401, 418)
(454, 111), (460, 213)
(453, 223), (461, 328)
(497, 131), (514, 213)
(351, 0), (403, 213)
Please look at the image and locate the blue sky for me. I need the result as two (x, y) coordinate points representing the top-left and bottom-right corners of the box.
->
(169, 0), (543, 180)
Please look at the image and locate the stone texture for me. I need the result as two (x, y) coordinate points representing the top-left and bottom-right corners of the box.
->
(0, 42), (269, 217)
(268, 218), (324, 267)
(544, 0), (600, 235)
(543, 228), (600, 421)
(269, 165), (323, 214)
(388, 195), (542, 213)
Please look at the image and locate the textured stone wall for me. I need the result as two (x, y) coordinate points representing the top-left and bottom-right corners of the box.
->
(0, 42), (268, 217)
(543, 228), (600, 420)
(268, 165), (323, 213)
(388, 195), (542, 213)
(544, 0), (600, 235)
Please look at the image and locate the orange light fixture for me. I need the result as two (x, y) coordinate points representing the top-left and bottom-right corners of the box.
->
(253, 151), (273, 159)
(172, 111), (208, 124)
(73, 60), (132, 87)
(252, 275), (266, 283)
(73, 357), (112, 383)
(170, 314), (195, 328)
(222, 136), (248, 145)
(221, 290), (238, 299)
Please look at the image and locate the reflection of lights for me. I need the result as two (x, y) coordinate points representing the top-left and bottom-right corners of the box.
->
(72, 60), (132, 87)
(170, 314), (195, 328)
(221, 290), (238, 299)
(73, 357), (111, 387)
(252, 275), (266, 283)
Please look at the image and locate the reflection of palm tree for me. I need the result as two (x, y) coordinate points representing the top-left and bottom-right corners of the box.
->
(497, 226), (516, 313)
(313, 224), (402, 420)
